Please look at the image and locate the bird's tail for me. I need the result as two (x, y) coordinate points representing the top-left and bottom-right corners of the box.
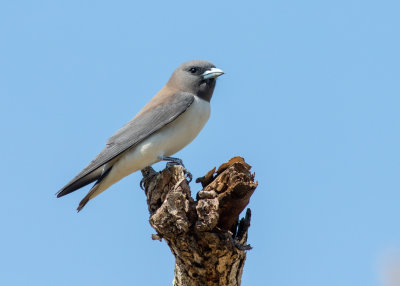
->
(77, 185), (98, 212)
(57, 168), (103, 198)
(77, 166), (113, 212)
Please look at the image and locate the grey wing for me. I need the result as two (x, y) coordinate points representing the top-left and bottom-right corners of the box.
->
(57, 93), (194, 197)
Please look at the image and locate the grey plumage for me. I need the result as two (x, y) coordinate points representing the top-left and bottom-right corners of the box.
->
(57, 93), (194, 198)
(57, 60), (224, 211)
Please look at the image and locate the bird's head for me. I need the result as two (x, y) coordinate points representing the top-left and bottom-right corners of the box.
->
(167, 60), (224, 102)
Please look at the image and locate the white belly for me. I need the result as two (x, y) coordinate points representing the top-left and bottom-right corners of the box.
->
(97, 96), (210, 192)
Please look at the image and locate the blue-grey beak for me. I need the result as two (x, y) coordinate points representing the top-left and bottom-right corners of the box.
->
(202, 68), (225, 79)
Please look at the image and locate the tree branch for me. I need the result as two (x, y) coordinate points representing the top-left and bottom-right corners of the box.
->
(141, 157), (258, 286)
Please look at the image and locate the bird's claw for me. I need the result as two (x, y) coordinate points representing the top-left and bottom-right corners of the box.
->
(164, 162), (192, 183)
(140, 166), (158, 190)
(165, 158), (185, 168)
(184, 169), (192, 183)
(160, 156), (192, 183)
(140, 178), (146, 190)
(166, 165), (192, 183)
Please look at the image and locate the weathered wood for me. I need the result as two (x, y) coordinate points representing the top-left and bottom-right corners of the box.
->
(141, 157), (258, 286)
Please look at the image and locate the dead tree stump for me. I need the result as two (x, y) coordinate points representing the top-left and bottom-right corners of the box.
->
(140, 157), (258, 286)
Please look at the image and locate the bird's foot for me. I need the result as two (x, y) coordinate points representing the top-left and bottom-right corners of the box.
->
(183, 169), (193, 183)
(160, 156), (192, 183)
(161, 156), (185, 168)
(140, 166), (158, 190)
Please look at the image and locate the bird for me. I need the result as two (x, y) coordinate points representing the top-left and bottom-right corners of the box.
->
(57, 60), (224, 212)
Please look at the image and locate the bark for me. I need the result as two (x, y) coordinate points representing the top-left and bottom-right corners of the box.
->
(140, 157), (258, 286)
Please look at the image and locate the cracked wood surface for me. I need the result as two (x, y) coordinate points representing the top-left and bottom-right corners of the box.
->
(141, 157), (258, 286)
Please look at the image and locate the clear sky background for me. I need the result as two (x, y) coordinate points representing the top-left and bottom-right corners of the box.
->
(1, 1), (399, 285)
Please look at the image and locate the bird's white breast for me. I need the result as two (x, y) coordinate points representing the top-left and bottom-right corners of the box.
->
(104, 96), (210, 187)
(146, 95), (211, 157)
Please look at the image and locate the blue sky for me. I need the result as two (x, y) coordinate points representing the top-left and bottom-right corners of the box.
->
(1, 0), (399, 285)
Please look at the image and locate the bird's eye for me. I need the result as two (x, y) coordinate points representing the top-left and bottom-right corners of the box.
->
(189, 67), (197, 74)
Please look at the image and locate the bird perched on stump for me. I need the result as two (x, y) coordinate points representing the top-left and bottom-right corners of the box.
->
(57, 60), (224, 211)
